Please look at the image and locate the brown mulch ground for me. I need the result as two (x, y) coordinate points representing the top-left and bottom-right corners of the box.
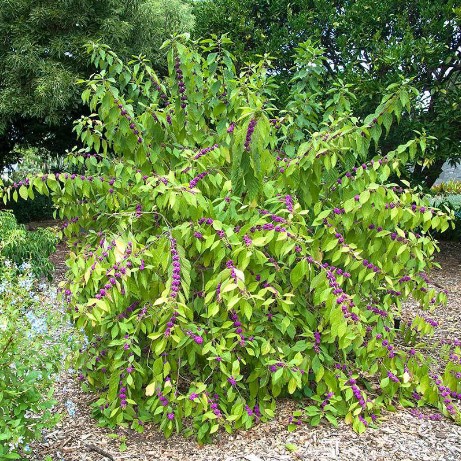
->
(48, 240), (68, 283)
(30, 241), (461, 461)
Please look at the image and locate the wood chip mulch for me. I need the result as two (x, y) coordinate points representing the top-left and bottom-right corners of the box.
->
(30, 241), (461, 461)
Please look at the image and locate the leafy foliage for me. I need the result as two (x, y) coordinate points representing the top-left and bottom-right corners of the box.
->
(193, 0), (461, 186)
(431, 180), (461, 196)
(1, 37), (459, 442)
(0, 211), (57, 279)
(430, 194), (461, 240)
(1, 148), (62, 223)
(0, 262), (74, 459)
(0, 0), (194, 168)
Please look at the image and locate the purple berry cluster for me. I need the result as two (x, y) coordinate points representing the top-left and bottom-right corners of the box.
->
(197, 217), (229, 241)
(94, 243), (135, 300)
(189, 170), (209, 189)
(348, 378), (367, 409)
(226, 259), (238, 282)
(314, 331), (321, 353)
(362, 258), (381, 274)
(245, 404), (261, 420)
(174, 56), (187, 109)
(323, 219), (382, 275)
(243, 234), (252, 247)
(244, 118), (257, 151)
(268, 362), (284, 373)
(387, 371), (399, 383)
(208, 394), (222, 418)
(306, 256), (356, 321)
(320, 391), (334, 409)
(169, 236), (181, 299)
(149, 75), (169, 106)
(229, 310), (246, 345)
(119, 386), (128, 409)
(198, 217), (214, 225)
(186, 329), (204, 345)
(449, 352), (461, 365)
(432, 375), (458, 416)
(157, 388), (169, 407)
(284, 194), (294, 212)
(276, 153), (293, 174)
(258, 208), (286, 221)
(193, 143), (219, 160)
(117, 301), (140, 320)
(249, 221), (292, 238)
(114, 99), (143, 144)
(340, 157), (389, 184)
(164, 310), (179, 337)
(64, 288), (72, 303)
(409, 409), (442, 421)
(381, 339), (395, 359)
(422, 315), (438, 327)
(366, 304), (388, 318)
(7, 177), (30, 191)
(79, 152), (102, 161)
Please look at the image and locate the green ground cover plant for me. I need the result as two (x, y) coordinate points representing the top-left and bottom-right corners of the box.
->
(430, 193), (461, 240)
(1, 36), (459, 443)
(0, 211), (57, 279)
(432, 180), (461, 196)
(0, 261), (76, 459)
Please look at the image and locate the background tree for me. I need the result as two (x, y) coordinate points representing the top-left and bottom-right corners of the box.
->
(0, 0), (194, 169)
(193, 0), (461, 187)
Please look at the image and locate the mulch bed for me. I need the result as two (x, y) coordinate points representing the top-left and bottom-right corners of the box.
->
(30, 241), (461, 461)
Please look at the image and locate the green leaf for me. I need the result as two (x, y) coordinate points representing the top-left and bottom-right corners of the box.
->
(285, 443), (298, 452)
(19, 185), (28, 200)
(288, 377), (298, 394)
(290, 259), (307, 288)
(108, 372), (120, 401)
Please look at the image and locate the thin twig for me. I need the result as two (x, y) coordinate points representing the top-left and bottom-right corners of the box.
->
(60, 436), (73, 448)
(1, 335), (14, 354)
(85, 444), (115, 460)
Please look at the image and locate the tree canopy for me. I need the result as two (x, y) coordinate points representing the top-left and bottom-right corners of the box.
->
(193, 0), (461, 186)
(0, 0), (194, 168)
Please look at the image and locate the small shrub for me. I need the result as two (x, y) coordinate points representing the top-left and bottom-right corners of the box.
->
(1, 148), (62, 223)
(0, 211), (58, 279)
(5, 194), (54, 224)
(431, 180), (461, 195)
(1, 37), (459, 442)
(0, 262), (75, 459)
(430, 194), (461, 240)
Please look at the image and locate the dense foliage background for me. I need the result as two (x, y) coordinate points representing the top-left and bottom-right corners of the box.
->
(0, 0), (194, 169)
(0, 213), (76, 459)
(193, 0), (461, 187)
(1, 1), (459, 189)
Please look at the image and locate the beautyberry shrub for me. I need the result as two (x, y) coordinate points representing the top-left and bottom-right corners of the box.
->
(1, 36), (459, 441)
